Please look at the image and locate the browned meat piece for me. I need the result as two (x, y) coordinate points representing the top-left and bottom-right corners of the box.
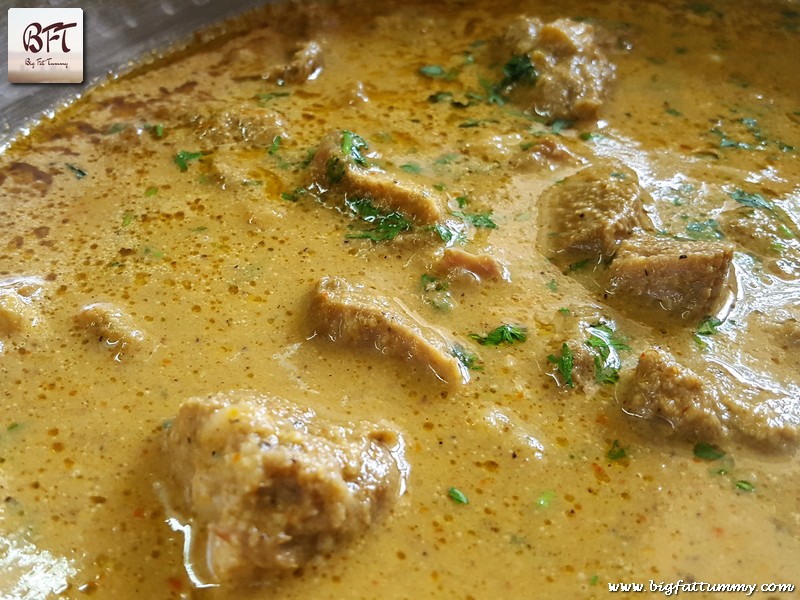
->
(165, 391), (404, 582)
(434, 248), (511, 283)
(622, 348), (799, 450)
(621, 347), (729, 440)
(74, 302), (147, 361)
(0, 277), (45, 336)
(608, 234), (734, 318)
(310, 130), (444, 225)
(191, 108), (288, 148)
(500, 17), (615, 120)
(310, 276), (470, 385)
(539, 161), (651, 266)
(271, 40), (324, 84)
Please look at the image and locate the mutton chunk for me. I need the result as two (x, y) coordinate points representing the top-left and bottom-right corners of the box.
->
(310, 276), (469, 385)
(539, 161), (651, 266)
(270, 40), (324, 84)
(74, 302), (147, 361)
(434, 248), (511, 283)
(621, 348), (729, 441)
(500, 16), (616, 120)
(310, 130), (443, 225)
(165, 391), (404, 582)
(0, 277), (45, 337)
(608, 234), (734, 318)
(191, 108), (288, 149)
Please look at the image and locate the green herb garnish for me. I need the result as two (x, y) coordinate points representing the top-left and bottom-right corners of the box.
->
(255, 91), (291, 104)
(693, 441), (725, 461)
(452, 344), (483, 371)
(268, 135), (282, 156)
(66, 163), (87, 179)
(173, 150), (204, 172)
(469, 324), (527, 346)
(728, 188), (774, 212)
(607, 440), (627, 461)
(735, 480), (755, 492)
(547, 343), (574, 388)
(448, 487), (469, 504)
(341, 130), (369, 167)
(697, 316), (723, 336)
(400, 163), (422, 174)
(345, 198), (412, 242)
(420, 274), (452, 310)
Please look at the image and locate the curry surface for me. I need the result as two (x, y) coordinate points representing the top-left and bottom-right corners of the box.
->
(0, 0), (799, 598)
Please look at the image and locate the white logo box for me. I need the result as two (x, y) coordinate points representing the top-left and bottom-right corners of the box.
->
(8, 7), (83, 83)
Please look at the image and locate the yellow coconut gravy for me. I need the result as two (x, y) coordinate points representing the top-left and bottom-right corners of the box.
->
(1, 0), (800, 597)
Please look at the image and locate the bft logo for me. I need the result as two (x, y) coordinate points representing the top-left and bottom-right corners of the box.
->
(23, 21), (78, 54)
(8, 8), (84, 83)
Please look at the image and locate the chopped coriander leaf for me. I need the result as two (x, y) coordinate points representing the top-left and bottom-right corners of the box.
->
(121, 212), (135, 227)
(479, 76), (506, 105)
(728, 188), (774, 211)
(665, 107), (683, 117)
(448, 487), (469, 504)
(693, 441), (725, 460)
(546, 279), (558, 292)
(454, 196), (468, 208)
(778, 224), (796, 239)
(66, 163), (88, 179)
(400, 163), (422, 174)
(547, 343), (574, 388)
(268, 135), (282, 155)
(500, 54), (538, 88)
(589, 575), (599, 586)
(593, 356), (620, 384)
(567, 259), (590, 272)
(579, 132), (603, 141)
(607, 440), (627, 460)
(684, 219), (723, 241)
(697, 316), (723, 336)
(434, 153), (460, 165)
(144, 123), (165, 138)
(107, 123), (127, 134)
(469, 324), (527, 346)
(433, 183), (447, 191)
(452, 344), (483, 371)
(432, 222), (467, 246)
(419, 64), (459, 80)
(345, 198), (412, 242)
(7, 422), (20, 432)
(735, 480), (755, 492)
(420, 274), (452, 310)
(558, 307), (570, 315)
(173, 150), (204, 172)
(281, 187), (307, 202)
(453, 210), (496, 229)
(341, 130), (370, 167)
(428, 91), (454, 103)
(144, 186), (158, 197)
(585, 322), (630, 365)
(692, 333), (709, 350)
(550, 118), (573, 134)
(255, 91), (291, 104)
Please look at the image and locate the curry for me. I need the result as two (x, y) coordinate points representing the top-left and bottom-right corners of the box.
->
(0, 0), (798, 597)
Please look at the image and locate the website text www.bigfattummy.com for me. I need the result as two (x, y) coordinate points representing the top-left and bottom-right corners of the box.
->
(608, 580), (796, 595)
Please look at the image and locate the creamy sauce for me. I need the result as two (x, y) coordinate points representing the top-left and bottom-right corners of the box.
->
(0, 0), (799, 597)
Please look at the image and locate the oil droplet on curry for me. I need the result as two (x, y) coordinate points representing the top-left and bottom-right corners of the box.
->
(1, 0), (798, 597)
